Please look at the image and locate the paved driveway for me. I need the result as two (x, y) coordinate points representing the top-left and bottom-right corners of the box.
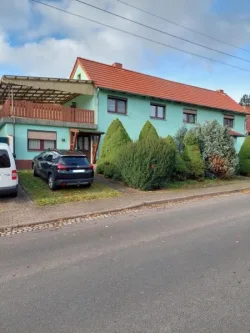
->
(0, 187), (34, 228)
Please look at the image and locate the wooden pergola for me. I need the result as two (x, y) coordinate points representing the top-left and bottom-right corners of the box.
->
(0, 75), (95, 104)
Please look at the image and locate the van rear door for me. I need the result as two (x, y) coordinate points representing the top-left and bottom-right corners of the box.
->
(0, 149), (12, 189)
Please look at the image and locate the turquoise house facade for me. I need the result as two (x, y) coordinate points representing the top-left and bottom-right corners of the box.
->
(70, 58), (247, 154)
(0, 58), (247, 168)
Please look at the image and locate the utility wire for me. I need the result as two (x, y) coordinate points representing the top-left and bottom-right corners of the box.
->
(117, 0), (250, 54)
(74, 0), (250, 64)
(32, 0), (250, 73)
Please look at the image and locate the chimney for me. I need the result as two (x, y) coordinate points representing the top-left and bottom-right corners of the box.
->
(216, 89), (224, 94)
(112, 62), (123, 69)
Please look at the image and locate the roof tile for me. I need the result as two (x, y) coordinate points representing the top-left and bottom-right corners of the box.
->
(75, 57), (245, 114)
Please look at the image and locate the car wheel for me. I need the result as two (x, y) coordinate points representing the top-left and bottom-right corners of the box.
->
(48, 174), (57, 191)
(85, 183), (92, 188)
(33, 165), (39, 177)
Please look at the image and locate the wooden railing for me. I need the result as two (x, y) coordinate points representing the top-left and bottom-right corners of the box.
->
(0, 100), (95, 124)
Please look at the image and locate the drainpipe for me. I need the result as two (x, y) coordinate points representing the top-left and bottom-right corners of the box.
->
(96, 88), (100, 126)
(11, 87), (16, 158)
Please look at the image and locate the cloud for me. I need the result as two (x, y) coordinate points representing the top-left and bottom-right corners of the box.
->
(0, 0), (250, 100)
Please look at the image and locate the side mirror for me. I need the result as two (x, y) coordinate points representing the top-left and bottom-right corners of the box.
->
(13, 154), (16, 159)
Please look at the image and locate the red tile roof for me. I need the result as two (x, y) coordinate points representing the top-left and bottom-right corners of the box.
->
(71, 57), (246, 114)
(229, 130), (245, 137)
(244, 106), (250, 133)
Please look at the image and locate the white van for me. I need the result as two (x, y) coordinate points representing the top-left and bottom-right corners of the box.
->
(0, 143), (18, 197)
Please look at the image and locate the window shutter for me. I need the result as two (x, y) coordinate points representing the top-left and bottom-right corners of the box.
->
(28, 131), (56, 140)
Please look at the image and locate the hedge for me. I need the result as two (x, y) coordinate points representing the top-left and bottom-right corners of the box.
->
(118, 137), (175, 190)
(239, 136), (250, 176)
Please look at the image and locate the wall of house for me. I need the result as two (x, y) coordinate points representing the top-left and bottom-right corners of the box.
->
(65, 65), (98, 124)
(2, 123), (71, 169)
(73, 65), (89, 80)
(95, 90), (246, 152)
(0, 124), (8, 137)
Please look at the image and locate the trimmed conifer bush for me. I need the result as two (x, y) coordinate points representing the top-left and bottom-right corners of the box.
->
(183, 131), (205, 179)
(96, 119), (131, 178)
(118, 137), (175, 190)
(139, 121), (159, 141)
(165, 135), (189, 180)
(239, 136), (250, 176)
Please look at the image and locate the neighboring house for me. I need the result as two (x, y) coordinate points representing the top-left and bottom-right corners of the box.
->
(244, 106), (250, 134)
(0, 57), (247, 169)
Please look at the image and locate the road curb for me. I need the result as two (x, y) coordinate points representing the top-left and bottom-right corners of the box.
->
(1, 187), (250, 234)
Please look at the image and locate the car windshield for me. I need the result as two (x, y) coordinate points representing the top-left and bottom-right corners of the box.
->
(0, 149), (11, 168)
(59, 156), (90, 167)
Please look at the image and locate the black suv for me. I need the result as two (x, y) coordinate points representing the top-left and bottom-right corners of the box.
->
(32, 149), (94, 191)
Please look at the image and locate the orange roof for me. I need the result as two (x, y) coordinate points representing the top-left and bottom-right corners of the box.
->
(70, 57), (245, 114)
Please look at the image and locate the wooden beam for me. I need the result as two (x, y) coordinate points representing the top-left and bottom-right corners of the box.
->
(93, 134), (101, 164)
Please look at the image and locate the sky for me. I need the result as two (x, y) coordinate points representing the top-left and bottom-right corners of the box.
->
(0, 0), (250, 103)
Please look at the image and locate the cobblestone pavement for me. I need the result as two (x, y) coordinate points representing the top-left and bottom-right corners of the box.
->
(1, 180), (250, 232)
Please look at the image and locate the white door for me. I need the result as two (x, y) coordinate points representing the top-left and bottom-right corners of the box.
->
(0, 147), (16, 189)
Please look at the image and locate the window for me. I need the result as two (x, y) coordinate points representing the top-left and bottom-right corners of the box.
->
(0, 149), (10, 168)
(183, 109), (197, 124)
(44, 140), (56, 149)
(108, 97), (127, 114)
(150, 104), (166, 120)
(224, 115), (234, 128)
(77, 73), (81, 80)
(59, 156), (90, 166)
(28, 139), (56, 151)
(27, 131), (57, 151)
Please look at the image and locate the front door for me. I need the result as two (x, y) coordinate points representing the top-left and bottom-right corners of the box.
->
(77, 135), (91, 162)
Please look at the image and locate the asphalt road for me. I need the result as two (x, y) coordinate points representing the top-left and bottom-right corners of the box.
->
(1, 193), (250, 333)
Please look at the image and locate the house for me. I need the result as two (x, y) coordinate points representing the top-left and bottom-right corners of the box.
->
(0, 75), (103, 169)
(244, 106), (250, 134)
(0, 58), (247, 169)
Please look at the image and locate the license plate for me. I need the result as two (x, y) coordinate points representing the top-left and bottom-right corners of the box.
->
(73, 169), (86, 173)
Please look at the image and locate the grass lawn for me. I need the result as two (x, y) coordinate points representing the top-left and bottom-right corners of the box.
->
(19, 170), (120, 206)
(167, 177), (248, 190)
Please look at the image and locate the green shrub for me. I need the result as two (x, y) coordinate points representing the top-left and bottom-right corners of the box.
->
(139, 121), (159, 141)
(239, 136), (250, 176)
(99, 119), (125, 161)
(103, 162), (119, 179)
(165, 135), (189, 180)
(118, 138), (175, 190)
(175, 126), (187, 153)
(174, 154), (190, 180)
(195, 120), (238, 178)
(96, 161), (105, 174)
(184, 131), (205, 179)
(96, 119), (131, 178)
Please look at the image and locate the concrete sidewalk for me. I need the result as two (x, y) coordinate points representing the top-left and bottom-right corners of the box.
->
(1, 180), (250, 231)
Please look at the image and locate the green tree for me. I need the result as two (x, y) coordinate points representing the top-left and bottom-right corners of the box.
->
(139, 121), (159, 141)
(96, 119), (131, 177)
(165, 135), (189, 180)
(239, 137), (250, 176)
(183, 131), (205, 179)
(175, 126), (187, 153)
(195, 120), (238, 178)
(240, 94), (250, 106)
